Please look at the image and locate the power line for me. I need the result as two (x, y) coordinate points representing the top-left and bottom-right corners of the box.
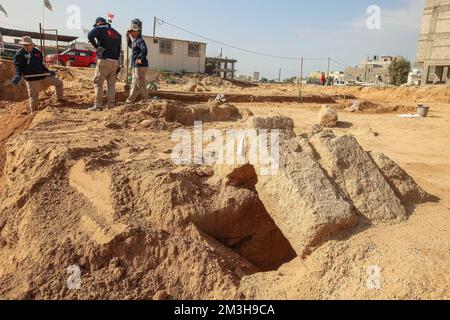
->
(156, 17), (328, 62)
(0, 20), (35, 32)
(330, 58), (350, 68)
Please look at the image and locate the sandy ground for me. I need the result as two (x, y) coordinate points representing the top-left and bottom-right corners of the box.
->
(0, 62), (449, 299)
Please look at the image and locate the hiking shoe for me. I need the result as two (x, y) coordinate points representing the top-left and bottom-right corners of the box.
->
(88, 106), (103, 112)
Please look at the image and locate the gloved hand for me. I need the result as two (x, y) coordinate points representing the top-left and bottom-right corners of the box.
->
(49, 71), (56, 77)
(11, 75), (22, 86)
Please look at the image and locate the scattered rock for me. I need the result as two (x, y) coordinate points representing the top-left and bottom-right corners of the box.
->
(318, 105), (338, 128)
(346, 101), (360, 112)
(183, 81), (197, 92)
(210, 103), (241, 122)
(239, 108), (254, 120)
(309, 130), (407, 224)
(370, 152), (435, 205)
(165, 102), (242, 126)
(255, 136), (358, 257)
(246, 116), (295, 137)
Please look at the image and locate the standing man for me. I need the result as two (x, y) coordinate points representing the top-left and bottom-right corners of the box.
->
(87, 17), (122, 111)
(126, 23), (149, 104)
(12, 36), (64, 114)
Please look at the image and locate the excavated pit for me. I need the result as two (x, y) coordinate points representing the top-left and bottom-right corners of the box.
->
(0, 100), (438, 299)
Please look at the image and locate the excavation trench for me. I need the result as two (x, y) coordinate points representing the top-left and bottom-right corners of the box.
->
(203, 164), (297, 273)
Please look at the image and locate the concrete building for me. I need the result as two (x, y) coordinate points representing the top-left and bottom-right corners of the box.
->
(139, 36), (207, 73)
(416, 0), (450, 85)
(330, 71), (345, 84)
(344, 55), (396, 84)
(253, 72), (260, 82)
(309, 71), (324, 80)
(205, 56), (237, 79)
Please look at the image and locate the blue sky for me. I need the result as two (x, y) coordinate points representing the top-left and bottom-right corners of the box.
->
(0, 0), (425, 78)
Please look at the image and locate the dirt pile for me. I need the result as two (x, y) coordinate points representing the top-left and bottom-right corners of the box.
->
(343, 100), (415, 114)
(174, 74), (241, 93)
(302, 84), (450, 104)
(165, 100), (245, 126)
(0, 107), (242, 299)
(0, 104), (301, 299)
(0, 60), (28, 101)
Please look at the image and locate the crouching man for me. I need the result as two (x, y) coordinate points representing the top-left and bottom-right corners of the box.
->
(126, 23), (149, 104)
(12, 36), (64, 114)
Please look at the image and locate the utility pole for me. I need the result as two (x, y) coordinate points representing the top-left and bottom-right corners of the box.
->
(327, 57), (331, 77)
(326, 57), (331, 86)
(278, 68), (282, 83)
(299, 56), (304, 103)
(153, 16), (157, 37)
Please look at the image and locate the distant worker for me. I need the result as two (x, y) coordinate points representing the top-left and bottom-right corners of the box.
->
(87, 17), (122, 111)
(126, 23), (149, 104)
(12, 36), (64, 115)
(320, 73), (326, 86)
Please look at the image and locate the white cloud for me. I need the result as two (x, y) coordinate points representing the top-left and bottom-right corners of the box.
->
(348, 0), (424, 35)
(286, 0), (425, 68)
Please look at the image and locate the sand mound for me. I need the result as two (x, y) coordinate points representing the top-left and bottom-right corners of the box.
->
(0, 106), (260, 299)
(0, 106), (298, 299)
(0, 60), (28, 101)
(302, 84), (450, 104)
(344, 100), (415, 113)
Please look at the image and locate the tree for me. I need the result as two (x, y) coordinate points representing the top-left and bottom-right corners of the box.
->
(260, 77), (269, 83)
(283, 77), (297, 84)
(389, 57), (411, 85)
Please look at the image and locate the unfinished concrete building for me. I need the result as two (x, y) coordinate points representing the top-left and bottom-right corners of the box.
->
(344, 55), (395, 84)
(205, 57), (237, 79)
(416, 0), (450, 85)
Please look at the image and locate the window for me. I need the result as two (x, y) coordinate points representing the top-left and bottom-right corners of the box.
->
(67, 51), (77, 56)
(159, 39), (173, 55)
(188, 43), (201, 57)
(79, 51), (92, 57)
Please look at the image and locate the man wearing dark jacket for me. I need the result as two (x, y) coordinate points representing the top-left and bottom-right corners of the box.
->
(87, 17), (122, 111)
(12, 36), (64, 114)
(126, 23), (149, 104)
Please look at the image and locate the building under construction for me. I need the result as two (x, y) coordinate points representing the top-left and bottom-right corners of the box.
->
(416, 0), (450, 85)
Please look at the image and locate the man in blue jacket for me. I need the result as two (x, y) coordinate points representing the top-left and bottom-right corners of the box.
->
(126, 23), (149, 104)
(87, 17), (122, 111)
(12, 36), (64, 114)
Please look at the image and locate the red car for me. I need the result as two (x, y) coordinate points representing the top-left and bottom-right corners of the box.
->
(45, 49), (97, 68)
